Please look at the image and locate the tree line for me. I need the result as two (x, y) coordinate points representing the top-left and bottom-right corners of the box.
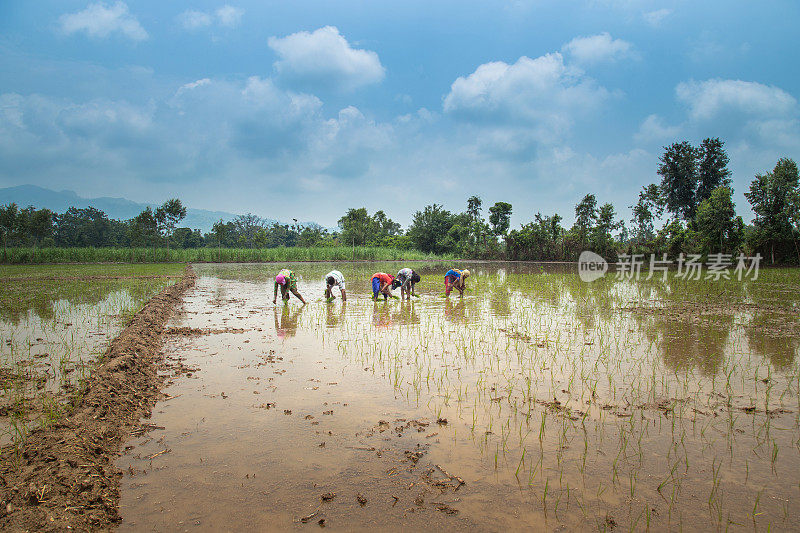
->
(2, 138), (799, 263)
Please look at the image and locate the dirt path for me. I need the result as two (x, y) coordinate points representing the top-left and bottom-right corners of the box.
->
(0, 266), (196, 531)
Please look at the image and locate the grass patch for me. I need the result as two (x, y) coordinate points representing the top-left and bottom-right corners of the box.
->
(0, 246), (452, 264)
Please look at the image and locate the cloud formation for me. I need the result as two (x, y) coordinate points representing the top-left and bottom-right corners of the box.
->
(634, 114), (680, 143)
(268, 26), (385, 92)
(59, 2), (148, 41)
(676, 79), (797, 121)
(178, 5), (244, 30)
(643, 8), (671, 27)
(443, 53), (609, 144)
(562, 32), (636, 65)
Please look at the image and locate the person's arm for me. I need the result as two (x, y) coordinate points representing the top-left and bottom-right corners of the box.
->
(273, 282), (279, 303)
(340, 287), (347, 301)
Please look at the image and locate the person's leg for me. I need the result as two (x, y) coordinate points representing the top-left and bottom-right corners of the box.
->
(290, 288), (306, 304)
(444, 276), (453, 297)
(372, 277), (380, 299)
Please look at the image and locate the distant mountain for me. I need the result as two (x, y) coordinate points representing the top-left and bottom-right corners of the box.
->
(0, 185), (283, 234)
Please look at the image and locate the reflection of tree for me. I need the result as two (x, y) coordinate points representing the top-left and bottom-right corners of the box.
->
(325, 301), (346, 328)
(635, 310), (734, 375)
(744, 313), (799, 371)
(274, 305), (305, 339)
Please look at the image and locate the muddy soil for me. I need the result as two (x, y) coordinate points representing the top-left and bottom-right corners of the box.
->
(0, 266), (196, 531)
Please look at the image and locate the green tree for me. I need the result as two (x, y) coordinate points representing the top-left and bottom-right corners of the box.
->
(234, 213), (265, 248)
(658, 141), (699, 221)
(695, 186), (739, 253)
(696, 138), (732, 203)
(592, 203), (621, 259)
(630, 184), (664, 245)
(338, 208), (372, 246)
(155, 198), (187, 250)
(129, 207), (160, 247)
(407, 204), (456, 254)
(574, 193), (597, 246)
(0, 203), (21, 249)
(55, 207), (112, 247)
(744, 158), (799, 263)
(488, 201), (513, 237)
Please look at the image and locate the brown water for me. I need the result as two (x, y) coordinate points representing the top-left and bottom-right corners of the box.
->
(118, 263), (800, 531)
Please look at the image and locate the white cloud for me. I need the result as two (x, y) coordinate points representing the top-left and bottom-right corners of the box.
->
(59, 2), (147, 41)
(634, 114), (680, 143)
(178, 5), (244, 31)
(676, 79), (797, 121)
(643, 8), (671, 27)
(562, 32), (636, 65)
(268, 26), (385, 92)
(443, 53), (609, 142)
(216, 5), (244, 27)
(178, 10), (213, 30)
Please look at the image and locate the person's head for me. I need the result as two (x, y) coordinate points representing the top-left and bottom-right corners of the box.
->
(326, 275), (335, 287)
(411, 272), (421, 283)
(391, 279), (401, 290)
(275, 274), (286, 285)
(462, 269), (470, 279)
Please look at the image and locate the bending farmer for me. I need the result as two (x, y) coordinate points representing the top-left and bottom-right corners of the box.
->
(324, 270), (347, 301)
(444, 268), (470, 297)
(274, 268), (307, 304)
(393, 267), (421, 300)
(371, 272), (394, 300)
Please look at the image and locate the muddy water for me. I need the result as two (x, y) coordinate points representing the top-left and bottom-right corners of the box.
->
(118, 263), (800, 531)
(0, 279), (175, 445)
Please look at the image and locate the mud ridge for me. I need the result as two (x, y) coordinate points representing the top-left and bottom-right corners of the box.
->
(0, 265), (196, 531)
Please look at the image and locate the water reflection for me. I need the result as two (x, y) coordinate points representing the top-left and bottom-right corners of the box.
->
(192, 262), (800, 373)
(273, 305), (305, 339)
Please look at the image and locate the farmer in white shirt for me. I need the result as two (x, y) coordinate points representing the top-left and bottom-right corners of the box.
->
(324, 270), (347, 301)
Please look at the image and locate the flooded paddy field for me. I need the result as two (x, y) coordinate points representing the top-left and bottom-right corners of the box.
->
(0, 263), (185, 447)
(116, 262), (800, 531)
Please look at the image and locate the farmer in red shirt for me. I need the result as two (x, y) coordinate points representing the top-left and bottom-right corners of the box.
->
(371, 272), (394, 300)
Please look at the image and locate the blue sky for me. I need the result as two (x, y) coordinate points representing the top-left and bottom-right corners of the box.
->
(1, 1), (799, 228)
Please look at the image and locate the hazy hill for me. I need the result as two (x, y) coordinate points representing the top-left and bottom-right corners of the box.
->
(0, 185), (280, 233)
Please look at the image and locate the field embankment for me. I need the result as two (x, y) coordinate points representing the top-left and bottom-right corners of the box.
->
(0, 265), (196, 531)
(0, 246), (451, 264)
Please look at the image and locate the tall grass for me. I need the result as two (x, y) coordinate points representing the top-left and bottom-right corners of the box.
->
(0, 246), (453, 264)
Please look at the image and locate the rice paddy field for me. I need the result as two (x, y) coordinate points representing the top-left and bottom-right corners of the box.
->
(0, 263), (185, 447)
(113, 262), (799, 531)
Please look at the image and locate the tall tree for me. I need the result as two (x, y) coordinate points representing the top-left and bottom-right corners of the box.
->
(234, 213), (264, 248)
(745, 158), (800, 263)
(488, 201), (512, 237)
(0, 203), (20, 250)
(129, 207), (160, 248)
(658, 141), (699, 220)
(630, 184), (663, 243)
(696, 138), (732, 203)
(407, 204), (455, 254)
(695, 186), (738, 253)
(574, 193), (597, 246)
(155, 198), (187, 251)
(338, 208), (373, 246)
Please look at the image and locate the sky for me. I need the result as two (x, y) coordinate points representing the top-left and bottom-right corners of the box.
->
(1, 0), (799, 229)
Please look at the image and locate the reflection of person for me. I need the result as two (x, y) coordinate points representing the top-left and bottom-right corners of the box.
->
(393, 267), (421, 300)
(273, 305), (305, 339)
(372, 300), (392, 327)
(324, 270), (347, 301)
(397, 299), (420, 325)
(273, 269), (306, 304)
(371, 272), (394, 300)
(325, 300), (347, 328)
(444, 298), (466, 322)
(444, 268), (470, 297)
